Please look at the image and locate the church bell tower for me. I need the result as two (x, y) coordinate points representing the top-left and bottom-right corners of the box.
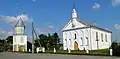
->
(13, 18), (27, 52)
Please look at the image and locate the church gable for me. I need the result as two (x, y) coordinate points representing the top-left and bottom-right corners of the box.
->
(62, 5), (87, 31)
(62, 19), (87, 31)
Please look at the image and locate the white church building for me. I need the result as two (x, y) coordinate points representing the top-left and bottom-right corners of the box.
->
(62, 6), (112, 50)
(13, 18), (27, 52)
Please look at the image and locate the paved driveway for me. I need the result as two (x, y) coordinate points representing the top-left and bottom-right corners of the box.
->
(0, 52), (119, 59)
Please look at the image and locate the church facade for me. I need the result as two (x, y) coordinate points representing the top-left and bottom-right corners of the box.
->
(62, 7), (112, 50)
(13, 18), (27, 52)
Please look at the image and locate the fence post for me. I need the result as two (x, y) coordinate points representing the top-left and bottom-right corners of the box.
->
(68, 49), (71, 53)
(110, 48), (113, 56)
(54, 47), (56, 53)
(42, 47), (45, 52)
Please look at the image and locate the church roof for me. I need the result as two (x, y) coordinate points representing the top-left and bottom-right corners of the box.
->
(62, 5), (112, 33)
(76, 19), (112, 33)
(15, 18), (25, 27)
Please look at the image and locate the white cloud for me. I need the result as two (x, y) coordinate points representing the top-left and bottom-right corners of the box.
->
(47, 25), (54, 29)
(6, 16), (17, 23)
(92, 3), (100, 10)
(0, 14), (30, 39)
(114, 24), (120, 30)
(0, 14), (30, 26)
(112, 0), (120, 7)
(6, 14), (29, 23)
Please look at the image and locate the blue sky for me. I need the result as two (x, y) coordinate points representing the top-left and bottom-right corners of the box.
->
(0, 0), (120, 42)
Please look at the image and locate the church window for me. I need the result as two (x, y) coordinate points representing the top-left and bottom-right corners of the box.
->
(86, 37), (89, 46)
(72, 23), (75, 27)
(96, 32), (98, 41)
(65, 39), (67, 47)
(69, 39), (72, 47)
(80, 37), (83, 46)
(101, 33), (103, 42)
(75, 34), (76, 39)
(105, 34), (107, 42)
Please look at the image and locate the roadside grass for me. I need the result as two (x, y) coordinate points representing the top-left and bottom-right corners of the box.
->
(43, 49), (110, 56)
(12, 49), (110, 56)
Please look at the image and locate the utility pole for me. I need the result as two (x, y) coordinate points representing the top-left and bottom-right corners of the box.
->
(32, 21), (34, 54)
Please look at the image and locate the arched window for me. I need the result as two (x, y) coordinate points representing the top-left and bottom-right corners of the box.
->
(74, 34), (76, 39)
(86, 37), (89, 46)
(101, 33), (103, 42)
(69, 39), (72, 48)
(65, 39), (67, 47)
(96, 32), (99, 41)
(80, 37), (83, 46)
(105, 34), (107, 42)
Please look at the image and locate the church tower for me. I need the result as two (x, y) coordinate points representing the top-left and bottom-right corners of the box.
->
(13, 18), (27, 52)
(72, 5), (78, 19)
(71, 5), (79, 28)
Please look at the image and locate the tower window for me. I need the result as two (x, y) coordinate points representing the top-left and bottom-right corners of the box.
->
(75, 34), (76, 39)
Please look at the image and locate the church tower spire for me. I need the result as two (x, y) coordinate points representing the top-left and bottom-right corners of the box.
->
(72, 5), (78, 19)
(14, 18), (25, 35)
(15, 18), (25, 28)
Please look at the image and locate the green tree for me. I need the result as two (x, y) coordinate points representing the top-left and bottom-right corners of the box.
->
(53, 32), (60, 50)
(0, 39), (5, 52)
(38, 34), (48, 49)
(34, 33), (61, 50)
(111, 41), (119, 49)
(6, 36), (13, 44)
(47, 33), (54, 50)
(5, 36), (13, 51)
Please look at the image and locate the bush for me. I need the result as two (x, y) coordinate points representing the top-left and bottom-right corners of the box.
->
(111, 41), (120, 56)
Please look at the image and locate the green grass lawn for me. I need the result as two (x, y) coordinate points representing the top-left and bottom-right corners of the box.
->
(45, 49), (109, 56)
(44, 49), (110, 56)
(13, 49), (110, 56)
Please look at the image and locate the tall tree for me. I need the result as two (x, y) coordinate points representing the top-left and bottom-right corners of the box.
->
(5, 36), (13, 51)
(34, 33), (61, 50)
(0, 39), (5, 52)
(53, 32), (60, 49)
(6, 36), (13, 44)
(38, 34), (48, 49)
(47, 33), (54, 50)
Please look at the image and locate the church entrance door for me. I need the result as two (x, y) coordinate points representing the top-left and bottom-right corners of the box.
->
(19, 45), (25, 52)
(74, 41), (78, 50)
